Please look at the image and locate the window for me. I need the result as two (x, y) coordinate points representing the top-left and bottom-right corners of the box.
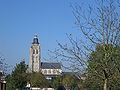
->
(44, 70), (47, 74)
(48, 70), (51, 74)
(33, 49), (35, 54)
(36, 50), (38, 54)
(56, 70), (60, 74)
(53, 70), (56, 74)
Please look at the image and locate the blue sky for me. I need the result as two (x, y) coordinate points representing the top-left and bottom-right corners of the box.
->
(0, 0), (91, 71)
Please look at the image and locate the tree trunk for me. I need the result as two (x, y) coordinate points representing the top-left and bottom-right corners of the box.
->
(104, 79), (107, 90)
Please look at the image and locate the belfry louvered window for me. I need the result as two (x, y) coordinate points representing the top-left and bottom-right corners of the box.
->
(33, 49), (35, 54)
(36, 49), (38, 54)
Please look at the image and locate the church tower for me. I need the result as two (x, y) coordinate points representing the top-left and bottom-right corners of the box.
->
(29, 35), (41, 72)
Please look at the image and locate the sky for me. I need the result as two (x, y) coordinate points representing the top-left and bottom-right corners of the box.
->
(0, 0), (88, 70)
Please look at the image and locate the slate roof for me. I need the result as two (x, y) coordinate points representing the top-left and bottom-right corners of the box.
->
(0, 61), (2, 64)
(41, 62), (61, 69)
(62, 72), (74, 75)
(32, 35), (39, 44)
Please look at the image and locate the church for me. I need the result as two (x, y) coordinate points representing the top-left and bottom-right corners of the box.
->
(28, 35), (62, 80)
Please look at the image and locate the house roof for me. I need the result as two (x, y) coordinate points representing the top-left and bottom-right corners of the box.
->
(62, 72), (74, 75)
(41, 62), (61, 69)
(62, 72), (87, 78)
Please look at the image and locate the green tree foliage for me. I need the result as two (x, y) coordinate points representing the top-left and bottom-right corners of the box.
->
(27, 72), (49, 88)
(51, 74), (80, 89)
(6, 61), (28, 90)
(5, 74), (14, 90)
(51, 0), (120, 90)
(51, 76), (62, 88)
(6, 61), (49, 89)
(62, 74), (79, 89)
(0, 55), (9, 75)
(84, 45), (120, 90)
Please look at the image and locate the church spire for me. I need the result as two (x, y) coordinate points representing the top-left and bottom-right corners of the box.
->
(32, 34), (39, 44)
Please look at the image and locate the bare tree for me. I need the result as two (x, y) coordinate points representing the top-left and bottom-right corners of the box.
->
(50, 0), (120, 90)
(73, 0), (120, 45)
(0, 54), (8, 75)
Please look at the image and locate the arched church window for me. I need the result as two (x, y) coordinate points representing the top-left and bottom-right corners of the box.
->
(36, 50), (38, 54)
(33, 49), (35, 54)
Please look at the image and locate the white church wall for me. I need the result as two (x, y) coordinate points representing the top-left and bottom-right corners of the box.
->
(41, 69), (62, 75)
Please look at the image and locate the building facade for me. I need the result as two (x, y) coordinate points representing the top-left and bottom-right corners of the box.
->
(0, 71), (6, 90)
(29, 35), (62, 79)
(29, 35), (41, 72)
